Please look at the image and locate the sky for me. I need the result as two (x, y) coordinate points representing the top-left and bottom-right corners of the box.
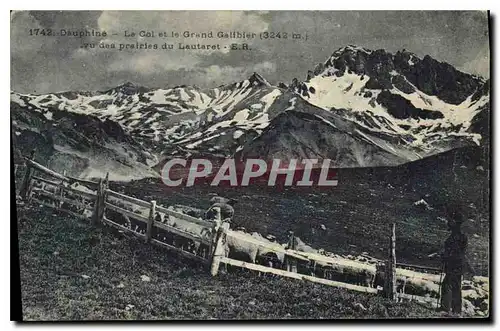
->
(11, 10), (490, 94)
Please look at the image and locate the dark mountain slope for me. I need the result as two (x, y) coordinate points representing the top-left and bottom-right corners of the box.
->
(11, 102), (157, 180)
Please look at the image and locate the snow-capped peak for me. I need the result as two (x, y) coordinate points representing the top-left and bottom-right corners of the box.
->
(291, 46), (489, 155)
(247, 72), (272, 87)
(331, 44), (373, 57)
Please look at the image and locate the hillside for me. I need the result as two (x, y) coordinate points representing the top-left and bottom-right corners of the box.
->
(234, 102), (415, 167)
(110, 145), (489, 276)
(17, 206), (441, 320)
(11, 101), (157, 181)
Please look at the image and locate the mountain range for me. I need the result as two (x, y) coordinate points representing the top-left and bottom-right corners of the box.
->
(11, 45), (490, 180)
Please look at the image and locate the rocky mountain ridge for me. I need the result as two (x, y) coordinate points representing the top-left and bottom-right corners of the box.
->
(11, 45), (489, 179)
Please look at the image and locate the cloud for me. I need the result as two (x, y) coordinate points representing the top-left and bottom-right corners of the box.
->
(81, 11), (272, 83)
(11, 11), (490, 94)
(98, 11), (268, 38)
(459, 42), (490, 78)
(59, 11), (274, 90)
(10, 12), (49, 60)
(201, 61), (276, 84)
(107, 52), (201, 75)
(96, 11), (268, 56)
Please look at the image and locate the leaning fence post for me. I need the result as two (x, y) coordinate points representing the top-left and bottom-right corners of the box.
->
(145, 200), (156, 243)
(384, 223), (397, 301)
(210, 219), (230, 277)
(19, 150), (35, 200)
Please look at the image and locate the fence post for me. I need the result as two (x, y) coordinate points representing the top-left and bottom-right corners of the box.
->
(210, 217), (230, 277)
(19, 150), (35, 200)
(145, 200), (156, 243)
(57, 170), (67, 208)
(97, 172), (109, 224)
(92, 174), (108, 226)
(384, 223), (397, 301)
(286, 231), (298, 273)
(92, 178), (103, 225)
(207, 208), (222, 259)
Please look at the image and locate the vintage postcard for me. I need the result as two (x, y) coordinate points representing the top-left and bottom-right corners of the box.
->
(11, 10), (490, 321)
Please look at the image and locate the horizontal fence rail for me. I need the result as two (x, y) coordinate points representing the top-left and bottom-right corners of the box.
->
(106, 189), (152, 209)
(24, 158), (67, 181)
(102, 216), (146, 239)
(154, 221), (213, 246)
(37, 189), (91, 210)
(156, 205), (215, 228)
(395, 262), (442, 273)
(62, 186), (97, 200)
(104, 201), (151, 224)
(30, 197), (91, 220)
(219, 256), (379, 294)
(31, 175), (60, 187)
(66, 174), (99, 187)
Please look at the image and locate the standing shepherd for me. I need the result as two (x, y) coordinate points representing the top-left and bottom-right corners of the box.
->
(440, 204), (470, 314)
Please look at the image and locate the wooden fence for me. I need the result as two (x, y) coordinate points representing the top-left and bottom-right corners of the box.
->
(16, 151), (228, 269)
(15, 152), (444, 309)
